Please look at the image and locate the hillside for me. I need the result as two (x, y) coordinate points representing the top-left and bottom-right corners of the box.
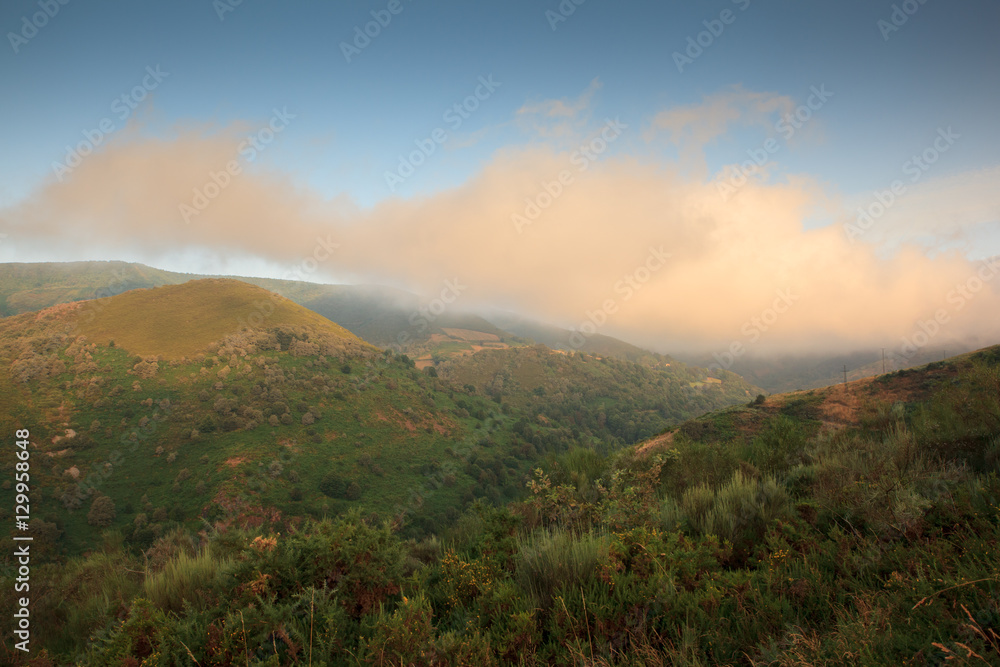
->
(3, 342), (996, 664)
(0, 260), (186, 316)
(74, 279), (366, 359)
(0, 280), (511, 556)
(0, 262), (521, 355)
(684, 344), (979, 394)
(0, 279), (761, 560)
(440, 344), (761, 447)
(482, 310), (667, 363)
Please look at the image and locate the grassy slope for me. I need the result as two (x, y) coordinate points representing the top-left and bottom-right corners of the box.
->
(0, 261), (187, 316)
(13, 344), (998, 664)
(0, 280), (495, 553)
(641, 345), (1000, 461)
(482, 310), (666, 363)
(0, 279), (767, 564)
(0, 262), (516, 349)
(76, 279), (363, 359)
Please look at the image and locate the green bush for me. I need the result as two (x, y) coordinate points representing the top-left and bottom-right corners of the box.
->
(318, 471), (347, 498)
(516, 529), (609, 606)
(142, 545), (231, 613)
(87, 495), (116, 527)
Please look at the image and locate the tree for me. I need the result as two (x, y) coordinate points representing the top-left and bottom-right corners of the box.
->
(87, 495), (117, 527)
(319, 472), (347, 498)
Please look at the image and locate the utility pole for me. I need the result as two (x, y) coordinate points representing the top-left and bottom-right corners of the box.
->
(881, 348), (885, 375)
(842, 365), (848, 385)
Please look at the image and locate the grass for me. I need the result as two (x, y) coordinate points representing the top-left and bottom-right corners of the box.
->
(5, 343), (1000, 664)
(77, 278), (365, 359)
(143, 544), (232, 613)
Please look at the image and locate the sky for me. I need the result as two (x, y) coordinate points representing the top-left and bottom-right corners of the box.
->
(1, 0), (999, 356)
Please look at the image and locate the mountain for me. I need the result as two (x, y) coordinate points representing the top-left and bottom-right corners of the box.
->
(0, 260), (184, 316)
(481, 310), (668, 363)
(0, 279), (501, 553)
(685, 344), (978, 394)
(0, 261), (527, 354)
(0, 278), (763, 560)
(7, 262), (983, 398)
(75, 279), (365, 359)
(439, 344), (760, 446)
(10, 341), (998, 664)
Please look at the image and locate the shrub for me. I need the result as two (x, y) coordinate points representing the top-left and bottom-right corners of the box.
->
(516, 529), (609, 606)
(319, 472), (347, 499)
(87, 495), (117, 527)
(142, 545), (231, 613)
(677, 470), (793, 555)
(360, 593), (436, 664)
(747, 414), (806, 474)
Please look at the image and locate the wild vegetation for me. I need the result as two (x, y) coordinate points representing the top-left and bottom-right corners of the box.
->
(2, 280), (997, 664)
(0, 279), (758, 561)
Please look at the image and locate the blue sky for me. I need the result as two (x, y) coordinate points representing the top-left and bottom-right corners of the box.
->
(3, 0), (998, 206)
(1, 0), (998, 352)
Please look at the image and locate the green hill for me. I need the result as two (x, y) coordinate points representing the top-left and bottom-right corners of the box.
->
(483, 310), (666, 363)
(0, 278), (759, 563)
(0, 279), (512, 558)
(440, 344), (761, 447)
(3, 337), (996, 664)
(74, 279), (365, 359)
(0, 262), (516, 352)
(0, 260), (185, 316)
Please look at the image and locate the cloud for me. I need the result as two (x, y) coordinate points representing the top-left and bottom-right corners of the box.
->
(645, 85), (797, 176)
(845, 165), (1000, 254)
(2, 91), (999, 356)
(514, 77), (602, 141)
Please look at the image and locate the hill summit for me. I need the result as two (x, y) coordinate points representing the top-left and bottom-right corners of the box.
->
(65, 278), (366, 359)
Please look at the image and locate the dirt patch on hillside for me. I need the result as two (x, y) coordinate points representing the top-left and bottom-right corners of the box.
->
(374, 409), (417, 432)
(778, 367), (948, 431)
(635, 362), (961, 456)
(224, 456), (248, 467)
(637, 429), (675, 456)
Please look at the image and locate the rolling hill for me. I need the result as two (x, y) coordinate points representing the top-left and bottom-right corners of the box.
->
(75, 279), (367, 359)
(0, 262), (521, 355)
(0, 278), (764, 562)
(5, 336), (996, 664)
